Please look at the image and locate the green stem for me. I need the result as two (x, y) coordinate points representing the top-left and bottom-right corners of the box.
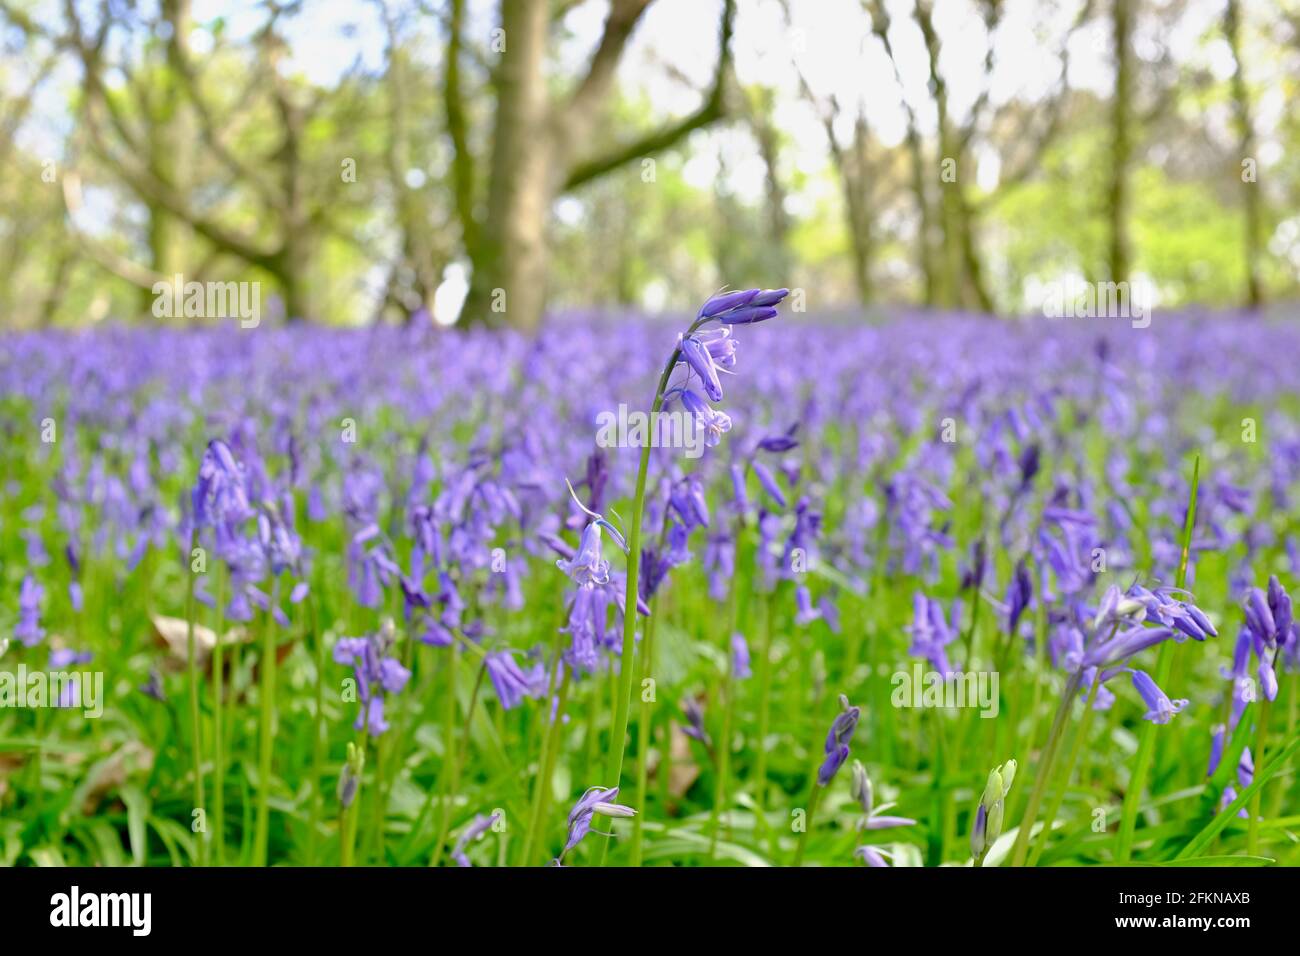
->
(1178, 731), (1300, 859)
(754, 591), (777, 843)
(1117, 454), (1198, 861)
(1247, 696), (1272, 855)
(1009, 668), (1083, 867)
(184, 529), (206, 866)
(210, 569), (226, 865)
(630, 608), (657, 866)
(305, 591), (326, 864)
(431, 649), (486, 867)
(252, 611), (277, 865)
(1027, 669), (1103, 866)
(523, 672), (571, 866)
(596, 330), (698, 865)
(340, 729), (369, 867)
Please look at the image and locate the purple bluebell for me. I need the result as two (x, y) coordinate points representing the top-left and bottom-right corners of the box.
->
(1005, 559), (1033, 635)
(1124, 667), (1189, 724)
(452, 811), (502, 867)
(751, 460), (786, 508)
(556, 522), (611, 588)
(333, 621), (411, 735)
(560, 786), (636, 859)
(677, 388), (733, 448)
(817, 694), (861, 786)
(14, 575), (44, 647)
(679, 335), (724, 402)
(731, 632), (751, 679)
(485, 650), (545, 711)
(907, 592), (959, 676)
(681, 697), (711, 746)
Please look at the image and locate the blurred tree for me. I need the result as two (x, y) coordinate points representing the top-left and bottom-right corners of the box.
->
(792, 56), (888, 306)
(1223, 0), (1261, 308)
(454, 0), (736, 331)
(1107, 0), (1134, 285)
(745, 85), (792, 280)
(5, 0), (375, 321)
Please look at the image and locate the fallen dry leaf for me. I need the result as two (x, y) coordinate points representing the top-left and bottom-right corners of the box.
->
(150, 614), (251, 672)
(80, 741), (155, 814)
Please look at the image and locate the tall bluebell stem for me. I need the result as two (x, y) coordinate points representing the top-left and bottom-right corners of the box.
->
(597, 288), (788, 867)
(184, 528), (206, 866)
(1117, 456), (1199, 861)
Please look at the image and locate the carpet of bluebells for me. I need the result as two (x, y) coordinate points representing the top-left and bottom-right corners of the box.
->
(1, 303), (1299, 867)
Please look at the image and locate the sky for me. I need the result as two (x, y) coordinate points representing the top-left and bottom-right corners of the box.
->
(9, 0), (1278, 201)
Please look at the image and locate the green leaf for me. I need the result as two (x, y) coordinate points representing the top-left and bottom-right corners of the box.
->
(1127, 855), (1274, 867)
(1177, 732), (1300, 860)
(119, 784), (150, 866)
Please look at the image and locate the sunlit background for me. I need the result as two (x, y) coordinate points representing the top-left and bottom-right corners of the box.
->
(2, 0), (1297, 327)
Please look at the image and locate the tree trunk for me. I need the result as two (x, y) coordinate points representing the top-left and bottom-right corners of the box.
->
(749, 88), (791, 277)
(1225, 0), (1262, 308)
(1107, 0), (1134, 284)
(956, 190), (994, 312)
(143, 0), (192, 313)
(914, 0), (964, 308)
(462, 0), (552, 330)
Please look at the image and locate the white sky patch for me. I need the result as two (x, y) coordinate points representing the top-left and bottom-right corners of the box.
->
(433, 262), (470, 327)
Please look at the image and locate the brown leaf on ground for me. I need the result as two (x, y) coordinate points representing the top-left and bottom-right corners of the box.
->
(150, 614), (250, 672)
(80, 741), (155, 815)
(667, 722), (701, 802)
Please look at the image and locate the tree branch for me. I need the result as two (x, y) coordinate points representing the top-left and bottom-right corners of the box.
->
(562, 0), (735, 192)
(443, 0), (478, 252)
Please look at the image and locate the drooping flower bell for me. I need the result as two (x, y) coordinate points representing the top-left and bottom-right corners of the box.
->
(14, 574), (44, 647)
(556, 522), (611, 589)
(559, 786), (637, 861)
(484, 650), (545, 711)
(333, 619), (411, 736)
(817, 694), (861, 786)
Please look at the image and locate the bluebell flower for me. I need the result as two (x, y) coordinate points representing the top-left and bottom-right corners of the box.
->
(681, 697), (711, 746)
(560, 786), (636, 860)
(333, 621), (410, 735)
(757, 423), (799, 454)
(679, 335), (724, 402)
(698, 288), (760, 317)
(907, 592), (959, 676)
(1083, 625), (1175, 669)
(485, 650), (545, 711)
(678, 388), (732, 448)
(731, 632), (751, 679)
(795, 585), (822, 626)
(850, 759), (918, 854)
(817, 694), (860, 786)
(1124, 667), (1188, 724)
(728, 462), (750, 514)
(14, 574), (44, 647)
(751, 460), (786, 508)
(1268, 576), (1293, 643)
(556, 522), (611, 588)
(452, 811), (502, 867)
(1005, 559), (1033, 635)
(668, 476), (710, 530)
(970, 759), (1016, 863)
(1245, 577), (1294, 649)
